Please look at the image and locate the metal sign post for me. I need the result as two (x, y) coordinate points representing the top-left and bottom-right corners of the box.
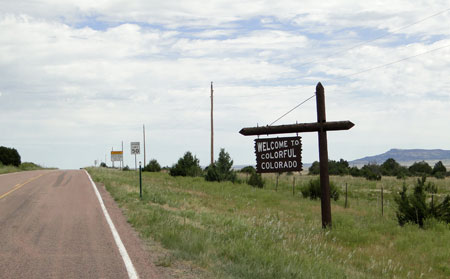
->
(139, 161), (142, 199)
(239, 82), (354, 229)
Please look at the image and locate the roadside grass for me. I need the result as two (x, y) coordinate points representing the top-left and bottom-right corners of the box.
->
(0, 162), (50, 174)
(87, 167), (450, 278)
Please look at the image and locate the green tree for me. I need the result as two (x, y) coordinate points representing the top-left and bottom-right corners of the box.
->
(349, 166), (361, 177)
(380, 158), (401, 176)
(361, 163), (381, 180)
(205, 148), (236, 182)
(432, 161), (446, 178)
(0, 146), (21, 167)
(169, 152), (202, 177)
(308, 161), (320, 175)
(408, 161), (432, 176)
(143, 159), (161, 172)
(309, 159), (350, 176)
(328, 159), (350, 175)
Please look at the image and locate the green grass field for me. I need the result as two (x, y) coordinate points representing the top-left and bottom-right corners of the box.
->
(87, 168), (450, 278)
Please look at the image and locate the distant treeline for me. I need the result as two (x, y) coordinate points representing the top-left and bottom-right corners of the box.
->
(309, 158), (448, 180)
(0, 146), (21, 167)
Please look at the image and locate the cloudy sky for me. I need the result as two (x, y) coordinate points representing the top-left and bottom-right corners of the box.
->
(1, 1), (449, 169)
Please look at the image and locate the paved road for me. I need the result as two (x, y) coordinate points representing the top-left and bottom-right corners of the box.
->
(0, 170), (161, 279)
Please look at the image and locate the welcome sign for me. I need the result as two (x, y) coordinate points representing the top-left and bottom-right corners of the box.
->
(254, 136), (302, 173)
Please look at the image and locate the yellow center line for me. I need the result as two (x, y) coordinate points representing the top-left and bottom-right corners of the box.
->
(0, 173), (46, 200)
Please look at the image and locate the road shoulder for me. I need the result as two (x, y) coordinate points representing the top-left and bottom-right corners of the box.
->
(94, 181), (210, 279)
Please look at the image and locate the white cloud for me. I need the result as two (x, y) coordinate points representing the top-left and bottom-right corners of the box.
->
(1, 1), (449, 169)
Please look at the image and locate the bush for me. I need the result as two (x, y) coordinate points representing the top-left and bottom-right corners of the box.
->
(394, 176), (450, 227)
(329, 159), (350, 175)
(123, 165), (130, 171)
(349, 166), (361, 177)
(248, 172), (264, 188)
(435, 196), (450, 223)
(300, 178), (340, 201)
(143, 159), (161, 172)
(19, 162), (42, 170)
(0, 146), (21, 167)
(308, 161), (320, 175)
(240, 166), (256, 174)
(169, 152), (202, 177)
(309, 159), (350, 175)
(432, 161), (446, 178)
(408, 161), (432, 176)
(361, 163), (381, 180)
(100, 162), (107, 168)
(205, 149), (236, 182)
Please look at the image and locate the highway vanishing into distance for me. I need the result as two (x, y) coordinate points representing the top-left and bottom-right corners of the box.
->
(0, 170), (162, 279)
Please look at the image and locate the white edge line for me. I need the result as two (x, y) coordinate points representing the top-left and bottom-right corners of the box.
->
(84, 170), (139, 279)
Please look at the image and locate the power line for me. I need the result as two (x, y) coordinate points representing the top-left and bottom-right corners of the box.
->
(342, 43), (450, 78)
(269, 94), (315, 126)
(298, 7), (450, 68)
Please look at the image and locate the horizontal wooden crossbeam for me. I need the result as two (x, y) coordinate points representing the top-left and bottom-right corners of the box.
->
(239, 121), (354, 136)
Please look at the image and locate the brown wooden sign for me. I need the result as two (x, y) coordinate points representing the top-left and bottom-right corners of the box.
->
(255, 136), (302, 173)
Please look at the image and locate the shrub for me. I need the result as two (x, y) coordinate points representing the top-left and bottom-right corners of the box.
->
(435, 196), (450, 223)
(300, 178), (339, 201)
(349, 166), (361, 177)
(240, 166), (256, 174)
(248, 172), (264, 188)
(100, 162), (107, 168)
(19, 162), (42, 170)
(308, 161), (320, 175)
(169, 152), (202, 177)
(205, 149), (236, 182)
(143, 159), (161, 172)
(395, 166), (409, 179)
(123, 165), (130, 171)
(394, 176), (450, 227)
(0, 146), (21, 167)
(380, 158), (404, 176)
(329, 159), (350, 175)
(309, 159), (350, 176)
(361, 163), (381, 180)
(408, 161), (432, 176)
(432, 161), (446, 179)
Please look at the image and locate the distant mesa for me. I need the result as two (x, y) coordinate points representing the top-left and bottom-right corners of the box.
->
(350, 148), (450, 166)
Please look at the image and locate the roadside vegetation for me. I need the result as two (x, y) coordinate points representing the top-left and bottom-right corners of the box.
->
(0, 146), (50, 174)
(309, 157), (450, 180)
(87, 165), (450, 278)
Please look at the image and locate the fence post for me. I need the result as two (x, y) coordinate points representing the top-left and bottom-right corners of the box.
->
(276, 173), (279, 191)
(292, 177), (296, 196)
(345, 183), (348, 209)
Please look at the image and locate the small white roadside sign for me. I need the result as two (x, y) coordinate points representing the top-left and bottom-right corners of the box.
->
(131, 142), (140, 155)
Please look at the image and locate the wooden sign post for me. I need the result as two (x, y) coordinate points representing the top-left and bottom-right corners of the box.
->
(240, 82), (354, 228)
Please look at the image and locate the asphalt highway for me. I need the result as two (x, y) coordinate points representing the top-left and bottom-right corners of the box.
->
(0, 170), (162, 279)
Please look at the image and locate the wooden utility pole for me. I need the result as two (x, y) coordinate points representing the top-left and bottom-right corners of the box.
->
(210, 81), (214, 166)
(239, 82), (354, 229)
